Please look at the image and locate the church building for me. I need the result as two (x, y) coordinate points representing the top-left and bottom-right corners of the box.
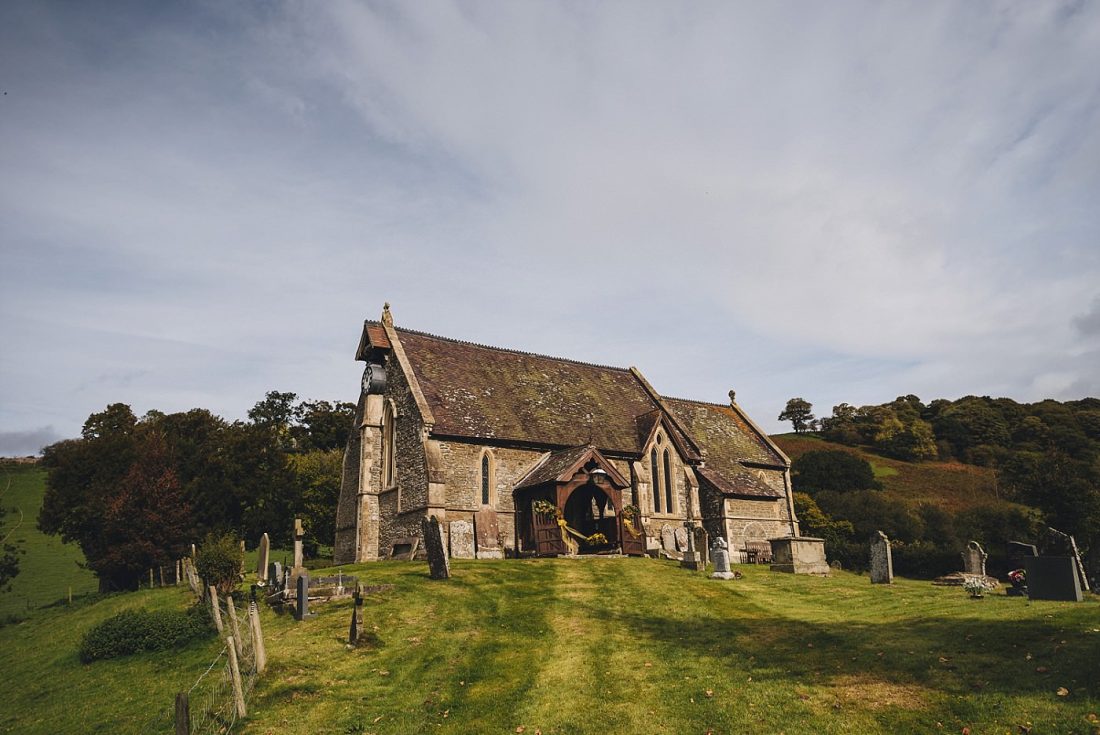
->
(334, 305), (800, 564)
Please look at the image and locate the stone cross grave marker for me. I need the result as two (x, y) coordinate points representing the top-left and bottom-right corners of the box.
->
(473, 508), (503, 559)
(422, 515), (450, 580)
(349, 583), (365, 645)
(293, 518), (305, 570)
(962, 540), (987, 576)
(680, 521), (705, 572)
(294, 571), (314, 621)
(693, 526), (709, 566)
(256, 533), (270, 581)
(448, 520), (475, 559)
(710, 537), (737, 580)
(870, 531), (894, 584)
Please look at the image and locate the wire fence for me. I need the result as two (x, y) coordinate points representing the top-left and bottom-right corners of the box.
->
(174, 592), (265, 735)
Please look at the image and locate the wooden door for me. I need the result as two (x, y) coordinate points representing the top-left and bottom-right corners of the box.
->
(620, 515), (646, 556)
(533, 511), (565, 556)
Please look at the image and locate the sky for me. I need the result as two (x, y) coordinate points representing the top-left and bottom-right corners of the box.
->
(2, 1), (1099, 456)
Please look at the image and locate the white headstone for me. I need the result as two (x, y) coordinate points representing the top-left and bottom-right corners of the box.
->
(449, 520), (475, 559)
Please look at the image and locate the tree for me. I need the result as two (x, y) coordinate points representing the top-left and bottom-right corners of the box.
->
(778, 398), (815, 434)
(292, 400), (356, 452)
(791, 450), (878, 494)
(290, 449), (343, 548)
(793, 492), (853, 556)
(0, 476), (23, 592)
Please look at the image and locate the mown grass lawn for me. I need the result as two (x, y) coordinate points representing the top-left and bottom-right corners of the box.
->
(3, 557), (1097, 734)
(242, 558), (1099, 735)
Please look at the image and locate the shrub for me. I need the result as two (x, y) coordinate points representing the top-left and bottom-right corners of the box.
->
(195, 532), (243, 596)
(79, 604), (212, 662)
(891, 541), (960, 579)
(791, 450), (878, 494)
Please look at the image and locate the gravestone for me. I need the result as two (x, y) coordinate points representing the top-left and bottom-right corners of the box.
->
(693, 526), (709, 566)
(680, 522), (705, 572)
(674, 527), (689, 551)
(710, 538), (738, 580)
(769, 537), (830, 576)
(294, 572), (314, 621)
(1007, 541), (1038, 559)
(421, 516), (450, 580)
(660, 525), (676, 552)
(448, 520), (475, 559)
(473, 508), (503, 559)
(870, 531), (894, 584)
(349, 583), (365, 645)
(290, 518), (307, 590)
(256, 533), (270, 582)
(267, 562), (283, 591)
(962, 540), (987, 576)
(1025, 557), (1084, 602)
(389, 537), (420, 561)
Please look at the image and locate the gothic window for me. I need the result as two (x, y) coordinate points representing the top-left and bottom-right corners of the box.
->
(381, 400), (396, 488)
(480, 450), (495, 506)
(650, 449), (661, 513)
(663, 448), (674, 514)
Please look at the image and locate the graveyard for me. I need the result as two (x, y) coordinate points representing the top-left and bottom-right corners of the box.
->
(2, 551), (1098, 734)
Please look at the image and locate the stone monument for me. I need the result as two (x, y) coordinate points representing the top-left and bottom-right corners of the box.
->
(660, 525), (676, 552)
(290, 518), (307, 589)
(769, 536), (830, 576)
(449, 520), (476, 559)
(256, 532), (270, 582)
(710, 538), (738, 580)
(473, 508), (503, 559)
(294, 572), (314, 621)
(962, 540), (987, 576)
(870, 531), (894, 584)
(680, 520), (705, 572)
(422, 516), (450, 580)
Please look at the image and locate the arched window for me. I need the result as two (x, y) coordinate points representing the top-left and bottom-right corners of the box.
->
(650, 449), (661, 513)
(381, 400), (396, 488)
(663, 449), (673, 514)
(479, 450), (495, 506)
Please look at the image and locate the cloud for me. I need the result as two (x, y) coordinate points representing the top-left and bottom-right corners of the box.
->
(0, 427), (61, 457)
(1, 1), (1098, 439)
(1074, 296), (1100, 337)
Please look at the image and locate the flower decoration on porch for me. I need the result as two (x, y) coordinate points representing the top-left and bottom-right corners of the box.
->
(961, 574), (996, 599)
(532, 499), (561, 518)
(584, 533), (608, 546)
(621, 504), (640, 519)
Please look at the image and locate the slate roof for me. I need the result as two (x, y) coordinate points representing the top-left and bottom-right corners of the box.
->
(663, 398), (786, 497)
(366, 321), (790, 500)
(514, 445), (629, 490)
(389, 325), (661, 455)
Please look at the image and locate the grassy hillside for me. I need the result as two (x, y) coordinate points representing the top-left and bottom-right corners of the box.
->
(4, 558), (1096, 734)
(771, 433), (1009, 512)
(1, 464), (98, 617)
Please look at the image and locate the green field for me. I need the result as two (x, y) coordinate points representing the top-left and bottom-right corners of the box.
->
(2, 557), (1097, 734)
(1, 465), (98, 617)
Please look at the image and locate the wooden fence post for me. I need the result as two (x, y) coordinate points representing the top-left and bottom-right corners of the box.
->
(226, 637), (247, 719)
(208, 586), (224, 633)
(226, 597), (244, 660)
(249, 602), (266, 674)
(174, 692), (190, 735)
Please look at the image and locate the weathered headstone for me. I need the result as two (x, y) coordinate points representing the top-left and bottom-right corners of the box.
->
(660, 524), (676, 552)
(1006, 540), (1038, 559)
(267, 562), (283, 591)
(710, 538), (737, 580)
(294, 571), (314, 620)
(674, 527), (689, 551)
(448, 520), (476, 559)
(962, 540), (987, 576)
(256, 533), (270, 581)
(870, 531), (894, 584)
(693, 526), (709, 567)
(1025, 557), (1084, 602)
(421, 516), (450, 580)
(680, 521), (705, 571)
(473, 508), (503, 559)
(389, 537), (420, 561)
(349, 584), (365, 645)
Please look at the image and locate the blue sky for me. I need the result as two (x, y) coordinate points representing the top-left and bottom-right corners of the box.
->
(2, 1), (1099, 455)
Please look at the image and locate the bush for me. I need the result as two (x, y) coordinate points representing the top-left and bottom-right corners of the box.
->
(79, 604), (213, 662)
(891, 541), (960, 579)
(195, 532), (243, 596)
(792, 450), (878, 494)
